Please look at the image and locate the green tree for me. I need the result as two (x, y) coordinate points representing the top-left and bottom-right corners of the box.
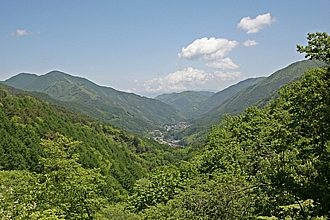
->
(0, 135), (108, 219)
(297, 32), (330, 65)
(36, 134), (107, 219)
(129, 165), (187, 212)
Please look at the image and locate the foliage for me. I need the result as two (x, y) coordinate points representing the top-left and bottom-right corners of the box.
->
(183, 59), (324, 145)
(0, 84), (185, 193)
(128, 164), (191, 212)
(128, 65), (329, 219)
(155, 91), (214, 119)
(297, 32), (330, 65)
(4, 71), (183, 133)
(0, 135), (107, 219)
(96, 203), (141, 220)
(1, 32), (329, 219)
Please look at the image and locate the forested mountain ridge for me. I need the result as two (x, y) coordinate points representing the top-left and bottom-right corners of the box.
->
(0, 32), (329, 219)
(155, 78), (264, 119)
(181, 59), (325, 144)
(4, 71), (184, 134)
(192, 77), (265, 118)
(199, 60), (324, 122)
(125, 32), (330, 218)
(128, 65), (330, 219)
(125, 32), (330, 219)
(155, 91), (214, 118)
(0, 82), (184, 188)
(0, 82), (191, 218)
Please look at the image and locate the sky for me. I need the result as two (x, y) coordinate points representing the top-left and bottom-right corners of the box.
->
(0, 0), (329, 97)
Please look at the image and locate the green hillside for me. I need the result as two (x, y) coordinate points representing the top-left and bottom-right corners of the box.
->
(182, 60), (325, 144)
(1, 32), (329, 219)
(128, 65), (330, 219)
(155, 91), (214, 118)
(192, 77), (265, 118)
(155, 78), (263, 120)
(202, 60), (324, 120)
(0, 84), (183, 191)
(1, 65), (328, 219)
(4, 71), (184, 134)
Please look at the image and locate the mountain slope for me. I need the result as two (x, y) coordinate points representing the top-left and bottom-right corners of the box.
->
(204, 60), (324, 120)
(183, 60), (325, 143)
(193, 77), (265, 118)
(131, 65), (330, 219)
(0, 83), (143, 192)
(155, 91), (214, 118)
(5, 71), (184, 133)
(0, 83), (183, 192)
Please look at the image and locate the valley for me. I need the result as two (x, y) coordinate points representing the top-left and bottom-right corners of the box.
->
(3, 60), (323, 146)
(0, 2), (329, 217)
(148, 121), (190, 147)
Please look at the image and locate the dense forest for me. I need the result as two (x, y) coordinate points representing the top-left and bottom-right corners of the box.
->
(0, 85), (186, 219)
(0, 33), (329, 219)
(4, 70), (184, 134)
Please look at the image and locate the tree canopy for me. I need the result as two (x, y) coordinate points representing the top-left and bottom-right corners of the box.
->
(0, 32), (329, 219)
(297, 32), (330, 65)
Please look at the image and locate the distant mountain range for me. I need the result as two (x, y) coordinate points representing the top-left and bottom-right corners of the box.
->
(156, 78), (265, 119)
(179, 60), (325, 143)
(3, 60), (323, 138)
(155, 91), (214, 118)
(0, 82), (183, 194)
(4, 71), (183, 133)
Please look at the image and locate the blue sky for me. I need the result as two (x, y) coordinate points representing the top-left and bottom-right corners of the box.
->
(1, 0), (329, 96)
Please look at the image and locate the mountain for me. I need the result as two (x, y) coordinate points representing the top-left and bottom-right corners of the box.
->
(0, 83), (139, 191)
(0, 83), (183, 190)
(154, 78), (263, 120)
(182, 60), (325, 143)
(155, 91), (214, 118)
(4, 71), (184, 133)
(0, 82), (190, 218)
(192, 77), (265, 118)
(128, 64), (330, 219)
(202, 60), (325, 120)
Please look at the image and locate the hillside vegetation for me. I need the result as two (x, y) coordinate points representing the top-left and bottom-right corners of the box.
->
(155, 91), (214, 118)
(0, 32), (329, 219)
(4, 71), (183, 134)
(181, 59), (325, 145)
(123, 32), (330, 220)
(0, 83), (185, 190)
(127, 65), (329, 219)
(192, 77), (265, 117)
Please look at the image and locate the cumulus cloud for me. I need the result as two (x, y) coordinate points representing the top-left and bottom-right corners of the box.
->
(178, 37), (239, 70)
(12, 29), (31, 37)
(243, 40), (258, 47)
(213, 71), (241, 81)
(179, 37), (238, 59)
(237, 13), (275, 34)
(206, 58), (239, 69)
(143, 67), (241, 93)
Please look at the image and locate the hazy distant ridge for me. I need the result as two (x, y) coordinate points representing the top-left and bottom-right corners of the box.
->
(5, 71), (184, 133)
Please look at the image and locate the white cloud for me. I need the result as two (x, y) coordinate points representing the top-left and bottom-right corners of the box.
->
(237, 13), (275, 34)
(178, 37), (239, 70)
(179, 37), (238, 59)
(243, 40), (258, 47)
(143, 67), (241, 93)
(206, 58), (239, 69)
(214, 71), (242, 81)
(12, 29), (31, 37)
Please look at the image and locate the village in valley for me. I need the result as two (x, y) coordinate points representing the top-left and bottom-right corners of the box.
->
(148, 122), (189, 147)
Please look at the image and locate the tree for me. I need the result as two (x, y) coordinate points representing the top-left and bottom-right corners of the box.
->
(36, 134), (108, 220)
(297, 32), (330, 65)
(0, 134), (108, 219)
